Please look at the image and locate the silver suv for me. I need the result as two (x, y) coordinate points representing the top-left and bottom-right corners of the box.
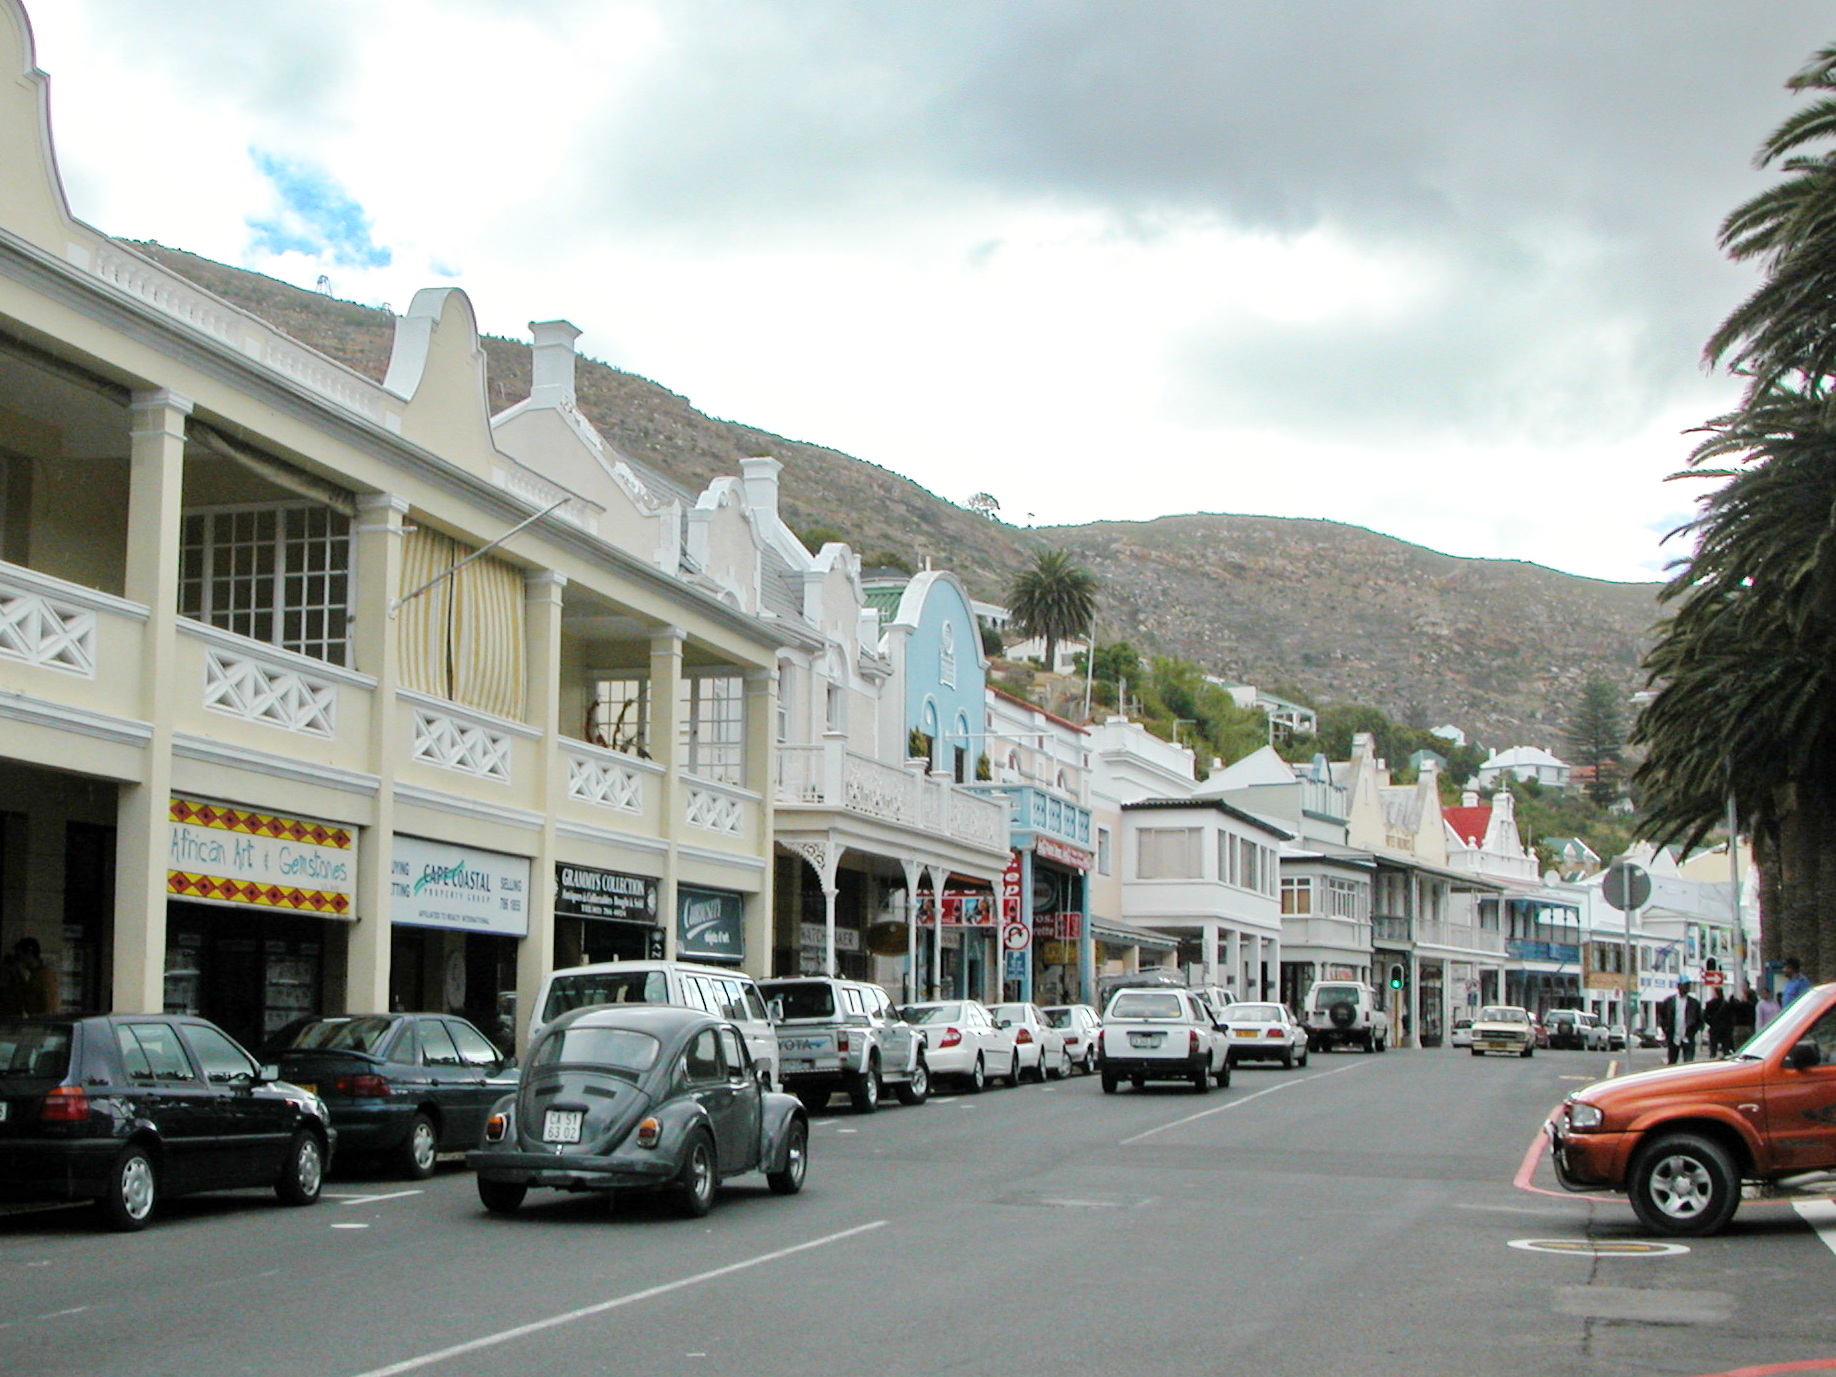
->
(759, 978), (930, 1113)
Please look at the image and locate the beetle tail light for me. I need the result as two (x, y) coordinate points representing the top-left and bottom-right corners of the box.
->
(939, 1027), (963, 1048)
(636, 1116), (661, 1149)
(484, 1112), (509, 1142)
(39, 1085), (89, 1122)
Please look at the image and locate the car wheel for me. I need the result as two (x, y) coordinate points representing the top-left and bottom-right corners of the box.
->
(1084, 1046), (1099, 1075)
(674, 1131), (718, 1218)
(1101, 1069), (1119, 1093)
(1001, 1052), (1022, 1088)
(767, 1117), (808, 1195)
(478, 1178), (527, 1214)
(275, 1129), (326, 1207)
(1297, 1046), (1309, 1068)
(396, 1112), (439, 1181)
(1629, 1132), (1740, 1236)
(966, 1055), (986, 1094)
(1281, 1047), (1294, 1069)
(1191, 1062), (1211, 1094)
(1521, 1045), (1534, 1059)
(848, 1058), (881, 1114)
(894, 1056), (930, 1106)
(1028, 1050), (1049, 1084)
(1214, 1059), (1231, 1088)
(1471, 1047), (1484, 1057)
(99, 1145), (157, 1232)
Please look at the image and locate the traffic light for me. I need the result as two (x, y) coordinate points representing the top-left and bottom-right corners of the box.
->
(1388, 964), (1404, 990)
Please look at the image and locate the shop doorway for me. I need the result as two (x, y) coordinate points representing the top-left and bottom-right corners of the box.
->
(164, 902), (329, 1053)
(391, 926), (518, 1048)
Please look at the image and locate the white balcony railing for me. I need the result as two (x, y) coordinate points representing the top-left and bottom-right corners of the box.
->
(563, 739), (655, 814)
(202, 646), (337, 738)
(0, 565), (106, 677)
(776, 737), (1008, 854)
(399, 689), (533, 784)
(684, 774), (753, 836)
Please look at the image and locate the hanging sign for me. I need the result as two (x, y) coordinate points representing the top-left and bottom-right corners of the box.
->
(678, 885), (745, 962)
(391, 835), (530, 938)
(1001, 852), (1025, 925)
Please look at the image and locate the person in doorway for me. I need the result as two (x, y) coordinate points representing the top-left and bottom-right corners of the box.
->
(0, 937), (58, 1016)
(1755, 984), (1784, 1032)
(1703, 987), (1735, 1057)
(1656, 976), (1703, 1065)
(1780, 957), (1813, 1010)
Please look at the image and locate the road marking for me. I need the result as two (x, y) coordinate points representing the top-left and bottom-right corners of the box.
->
(345, 1220), (889, 1377)
(1558, 1075), (1594, 1082)
(1607, 1059), (1621, 1078)
(329, 1190), (425, 1206)
(332, 1223), (370, 1230)
(1119, 1062), (1361, 1146)
(35, 1307), (89, 1320)
(1794, 1199), (1836, 1258)
(1509, 1237), (1688, 1257)
(1038, 1198), (1124, 1209)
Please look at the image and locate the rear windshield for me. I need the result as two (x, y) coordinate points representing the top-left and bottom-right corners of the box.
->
(990, 1004), (1031, 1023)
(272, 1017), (397, 1054)
(1547, 1011), (1577, 1024)
(766, 983), (836, 1020)
(1225, 1004), (1283, 1021)
(544, 970), (668, 1023)
(1107, 992), (1186, 1021)
(1312, 986), (1361, 1008)
(532, 1026), (661, 1075)
(899, 1003), (962, 1025)
(0, 1021), (72, 1079)
(1478, 1007), (1527, 1023)
(1042, 1008), (1073, 1029)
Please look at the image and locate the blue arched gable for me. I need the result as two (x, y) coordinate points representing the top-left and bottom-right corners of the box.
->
(894, 571), (985, 769)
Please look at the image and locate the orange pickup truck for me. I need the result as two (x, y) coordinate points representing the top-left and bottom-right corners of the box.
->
(1546, 982), (1836, 1235)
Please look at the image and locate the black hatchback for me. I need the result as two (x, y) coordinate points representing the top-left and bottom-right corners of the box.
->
(261, 1014), (517, 1179)
(0, 1014), (334, 1230)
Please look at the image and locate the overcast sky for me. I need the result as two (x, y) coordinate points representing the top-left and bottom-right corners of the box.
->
(25, 2), (1836, 583)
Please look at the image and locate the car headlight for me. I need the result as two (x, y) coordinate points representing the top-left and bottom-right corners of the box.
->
(1568, 1101), (1605, 1131)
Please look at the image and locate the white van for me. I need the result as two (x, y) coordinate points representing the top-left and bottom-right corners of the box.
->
(528, 960), (780, 1088)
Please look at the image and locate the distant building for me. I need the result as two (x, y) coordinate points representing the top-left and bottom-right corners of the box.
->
(1206, 681), (1319, 741)
(1475, 746), (1571, 790)
(1430, 724), (1468, 748)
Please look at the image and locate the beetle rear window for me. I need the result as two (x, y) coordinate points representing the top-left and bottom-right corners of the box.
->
(0, 1022), (70, 1078)
(532, 1027), (661, 1074)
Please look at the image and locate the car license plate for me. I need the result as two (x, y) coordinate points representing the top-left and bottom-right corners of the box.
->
(1128, 1031), (1164, 1048)
(1231, 1030), (1257, 1038)
(543, 1109), (584, 1144)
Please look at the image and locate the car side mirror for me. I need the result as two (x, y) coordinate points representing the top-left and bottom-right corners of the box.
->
(257, 1063), (281, 1083)
(1789, 1040), (1823, 1071)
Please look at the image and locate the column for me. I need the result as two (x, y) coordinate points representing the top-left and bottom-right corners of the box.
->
(1202, 921), (1221, 988)
(1077, 869), (1094, 1006)
(1407, 951), (1421, 1049)
(111, 389), (190, 1013)
(515, 570), (565, 1053)
(900, 858), (923, 1003)
(1265, 933), (1281, 999)
(345, 492), (408, 1016)
(1226, 928), (1242, 998)
(926, 865), (943, 999)
(742, 665), (776, 978)
(650, 627), (685, 959)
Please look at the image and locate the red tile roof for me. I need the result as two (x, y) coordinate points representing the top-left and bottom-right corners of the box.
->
(1443, 805), (1492, 848)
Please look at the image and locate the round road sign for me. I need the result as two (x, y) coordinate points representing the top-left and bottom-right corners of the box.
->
(1002, 921), (1030, 952)
(1602, 861), (1652, 912)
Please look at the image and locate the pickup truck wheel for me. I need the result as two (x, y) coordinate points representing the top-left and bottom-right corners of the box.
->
(894, 1057), (929, 1105)
(1375, 1032), (1386, 1053)
(1471, 1047), (1484, 1057)
(1629, 1132), (1740, 1236)
(1101, 1069), (1118, 1093)
(848, 1059), (881, 1114)
(1520, 1045), (1534, 1059)
(477, 1178), (526, 1214)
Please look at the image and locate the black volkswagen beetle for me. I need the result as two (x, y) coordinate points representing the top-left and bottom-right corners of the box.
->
(468, 1005), (808, 1217)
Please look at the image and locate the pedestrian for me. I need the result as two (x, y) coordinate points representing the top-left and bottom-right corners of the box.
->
(1729, 986), (1756, 1049)
(1656, 976), (1703, 1065)
(0, 937), (57, 1016)
(1780, 957), (1813, 1010)
(1703, 987), (1735, 1057)
(1755, 984), (1783, 1032)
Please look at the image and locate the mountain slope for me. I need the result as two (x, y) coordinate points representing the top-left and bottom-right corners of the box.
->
(134, 242), (1662, 746)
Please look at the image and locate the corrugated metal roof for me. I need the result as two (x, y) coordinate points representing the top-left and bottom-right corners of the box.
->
(862, 583), (907, 620)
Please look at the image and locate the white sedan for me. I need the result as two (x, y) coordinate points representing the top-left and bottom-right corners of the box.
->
(897, 1000), (1018, 1091)
(1042, 1004), (1103, 1074)
(989, 1002), (1071, 1081)
(1450, 1017), (1474, 1048)
(1216, 1002), (1310, 1068)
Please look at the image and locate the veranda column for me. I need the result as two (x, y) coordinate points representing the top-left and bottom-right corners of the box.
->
(901, 858), (924, 1003)
(1202, 920), (1221, 988)
(742, 666), (776, 977)
(650, 627), (685, 958)
(1226, 928), (1242, 997)
(344, 492), (408, 1016)
(516, 571), (565, 1052)
(112, 389), (190, 1012)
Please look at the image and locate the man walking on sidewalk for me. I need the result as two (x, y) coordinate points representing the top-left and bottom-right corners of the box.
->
(1656, 976), (1703, 1065)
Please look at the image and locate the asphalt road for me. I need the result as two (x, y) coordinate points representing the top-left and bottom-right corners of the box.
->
(4, 1044), (1834, 1377)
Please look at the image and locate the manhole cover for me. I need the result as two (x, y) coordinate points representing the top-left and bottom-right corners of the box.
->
(1509, 1238), (1689, 1257)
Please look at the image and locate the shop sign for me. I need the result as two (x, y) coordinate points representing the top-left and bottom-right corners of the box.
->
(167, 796), (356, 918)
(1001, 852), (1024, 924)
(391, 835), (530, 938)
(799, 922), (860, 952)
(555, 863), (658, 925)
(1034, 835), (1093, 871)
(917, 891), (998, 926)
(679, 885), (745, 961)
(1035, 913), (1082, 940)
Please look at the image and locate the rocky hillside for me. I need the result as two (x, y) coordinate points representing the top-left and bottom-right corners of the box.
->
(136, 243), (1663, 747)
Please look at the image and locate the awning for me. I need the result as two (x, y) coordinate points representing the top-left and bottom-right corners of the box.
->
(1091, 921), (1181, 953)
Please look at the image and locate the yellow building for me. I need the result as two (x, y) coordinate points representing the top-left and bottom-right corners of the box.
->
(0, 1), (785, 1051)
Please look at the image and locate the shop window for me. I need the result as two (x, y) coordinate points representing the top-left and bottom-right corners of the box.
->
(180, 503), (350, 665)
(589, 677), (649, 755)
(1282, 877), (1313, 915)
(1138, 828), (1202, 880)
(684, 673), (744, 783)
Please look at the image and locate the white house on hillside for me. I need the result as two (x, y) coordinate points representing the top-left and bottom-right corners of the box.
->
(1476, 746), (1570, 789)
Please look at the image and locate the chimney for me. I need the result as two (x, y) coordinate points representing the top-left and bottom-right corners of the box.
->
(529, 320), (581, 407)
(739, 455), (782, 521)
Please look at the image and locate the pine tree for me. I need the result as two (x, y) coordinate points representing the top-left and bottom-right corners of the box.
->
(1566, 676), (1626, 806)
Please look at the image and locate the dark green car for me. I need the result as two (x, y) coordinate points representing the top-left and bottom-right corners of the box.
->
(468, 1005), (808, 1218)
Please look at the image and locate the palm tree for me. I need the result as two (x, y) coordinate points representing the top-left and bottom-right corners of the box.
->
(1007, 548), (1097, 674)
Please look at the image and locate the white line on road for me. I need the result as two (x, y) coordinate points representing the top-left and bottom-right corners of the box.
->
(1119, 1062), (1362, 1146)
(1793, 1199), (1836, 1258)
(345, 1220), (889, 1377)
(330, 1190), (425, 1207)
